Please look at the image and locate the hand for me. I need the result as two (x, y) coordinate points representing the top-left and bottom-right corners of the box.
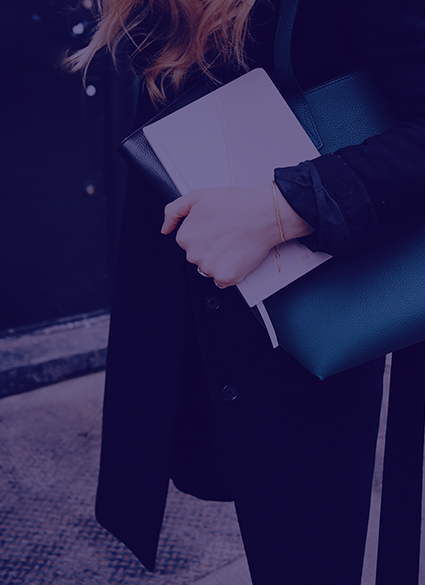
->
(161, 183), (313, 288)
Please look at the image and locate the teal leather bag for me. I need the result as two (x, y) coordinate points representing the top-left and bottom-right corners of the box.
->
(119, 0), (425, 381)
(266, 0), (425, 379)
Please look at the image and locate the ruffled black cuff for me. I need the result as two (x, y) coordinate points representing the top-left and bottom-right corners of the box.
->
(274, 161), (351, 256)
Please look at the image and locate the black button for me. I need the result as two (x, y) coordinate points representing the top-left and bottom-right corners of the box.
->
(204, 295), (221, 312)
(222, 385), (239, 402)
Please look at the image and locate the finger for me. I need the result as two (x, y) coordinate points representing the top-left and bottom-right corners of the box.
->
(161, 193), (197, 234)
(214, 280), (227, 289)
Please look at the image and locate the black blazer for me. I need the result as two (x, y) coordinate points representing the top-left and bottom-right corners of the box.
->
(95, 0), (425, 583)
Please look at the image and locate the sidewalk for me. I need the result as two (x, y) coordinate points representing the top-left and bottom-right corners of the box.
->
(0, 361), (422, 584)
(0, 372), (249, 585)
(0, 313), (109, 399)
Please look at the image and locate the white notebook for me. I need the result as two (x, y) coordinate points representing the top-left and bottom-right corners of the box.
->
(143, 68), (331, 346)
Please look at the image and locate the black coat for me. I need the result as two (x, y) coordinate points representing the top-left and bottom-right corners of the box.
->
(95, 0), (425, 584)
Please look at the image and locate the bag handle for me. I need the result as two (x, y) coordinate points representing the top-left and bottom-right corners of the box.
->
(273, 0), (322, 148)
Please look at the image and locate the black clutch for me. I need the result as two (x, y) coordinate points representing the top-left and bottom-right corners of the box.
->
(118, 75), (217, 204)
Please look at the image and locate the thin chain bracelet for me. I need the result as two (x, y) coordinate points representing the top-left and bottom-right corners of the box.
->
(272, 180), (286, 272)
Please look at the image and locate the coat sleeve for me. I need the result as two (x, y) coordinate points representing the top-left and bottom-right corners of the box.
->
(274, 0), (425, 256)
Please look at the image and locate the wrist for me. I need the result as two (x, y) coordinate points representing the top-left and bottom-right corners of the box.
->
(272, 181), (314, 241)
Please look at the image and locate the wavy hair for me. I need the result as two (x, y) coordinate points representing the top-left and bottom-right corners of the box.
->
(65, 0), (256, 106)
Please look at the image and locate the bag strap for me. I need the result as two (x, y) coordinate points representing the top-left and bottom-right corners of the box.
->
(273, 1), (425, 582)
(273, 0), (322, 148)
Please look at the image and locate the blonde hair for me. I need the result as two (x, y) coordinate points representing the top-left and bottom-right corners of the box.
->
(65, 0), (256, 106)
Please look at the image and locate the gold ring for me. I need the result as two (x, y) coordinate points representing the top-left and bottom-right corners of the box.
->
(214, 280), (226, 289)
(197, 266), (211, 278)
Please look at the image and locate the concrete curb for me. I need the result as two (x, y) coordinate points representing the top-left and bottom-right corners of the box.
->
(0, 313), (109, 398)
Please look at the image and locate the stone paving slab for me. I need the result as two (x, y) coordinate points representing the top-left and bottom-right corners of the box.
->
(0, 314), (109, 398)
(193, 557), (251, 584)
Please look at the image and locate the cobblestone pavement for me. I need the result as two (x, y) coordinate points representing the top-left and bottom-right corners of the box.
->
(0, 373), (246, 585)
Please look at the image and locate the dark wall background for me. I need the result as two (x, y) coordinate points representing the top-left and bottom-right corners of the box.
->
(0, 0), (137, 332)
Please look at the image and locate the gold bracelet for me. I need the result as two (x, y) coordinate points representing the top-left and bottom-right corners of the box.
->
(272, 180), (285, 273)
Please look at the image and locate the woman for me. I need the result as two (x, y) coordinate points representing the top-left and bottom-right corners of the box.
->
(67, 0), (425, 583)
